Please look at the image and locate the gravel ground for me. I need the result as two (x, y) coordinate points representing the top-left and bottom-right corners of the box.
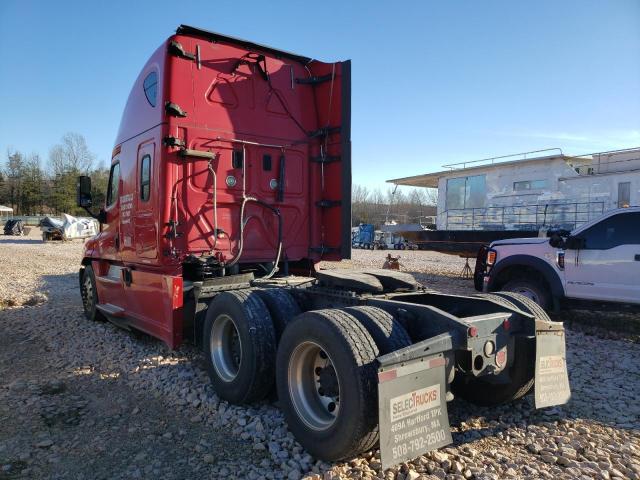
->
(0, 232), (639, 480)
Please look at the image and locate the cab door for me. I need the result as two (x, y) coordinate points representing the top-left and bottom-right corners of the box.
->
(564, 211), (640, 303)
(93, 160), (127, 308)
(134, 141), (158, 260)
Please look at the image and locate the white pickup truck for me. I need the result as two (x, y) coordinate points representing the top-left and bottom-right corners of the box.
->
(474, 207), (640, 310)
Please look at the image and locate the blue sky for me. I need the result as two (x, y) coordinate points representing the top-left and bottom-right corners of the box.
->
(1, 0), (638, 191)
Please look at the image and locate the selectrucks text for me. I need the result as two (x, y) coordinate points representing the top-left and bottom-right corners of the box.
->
(76, 25), (572, 469)
(390, 385), (440, 422)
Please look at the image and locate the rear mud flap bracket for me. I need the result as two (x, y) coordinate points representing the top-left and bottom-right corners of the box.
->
(534, 324), (571, 408)
(378, 352), (452, 470)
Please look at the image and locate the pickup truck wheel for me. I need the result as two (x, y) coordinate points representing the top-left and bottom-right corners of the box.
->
(203, 290), (276, 404)
(502, 278), (551, 310)
(255, 289), (301, 342)
(276, 309), (379, 461)
(80, 266), (105, 321)
(344, 306), (411, 354)
(493, 291), (551, 322)
(453, 294), (534, 406)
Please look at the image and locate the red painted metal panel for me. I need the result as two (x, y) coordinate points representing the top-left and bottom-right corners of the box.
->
(83, 27), (351, 347)
(124, 270), (183, 348)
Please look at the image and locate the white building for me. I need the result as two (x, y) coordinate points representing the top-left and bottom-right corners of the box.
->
(0, 205), (13, 222)
(389, 147), (640, 231)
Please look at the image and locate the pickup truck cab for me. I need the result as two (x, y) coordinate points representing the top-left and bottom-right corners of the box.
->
(475, 207), (640, 310)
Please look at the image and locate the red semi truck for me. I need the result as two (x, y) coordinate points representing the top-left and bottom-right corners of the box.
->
(77, 25), (571, 468)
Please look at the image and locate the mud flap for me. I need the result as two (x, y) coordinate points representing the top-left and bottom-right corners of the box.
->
(534, 322), (571, 408)
(378, 353), (452, 470)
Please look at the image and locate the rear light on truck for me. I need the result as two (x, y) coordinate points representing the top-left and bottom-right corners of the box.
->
(486, 250), (497, 266)
(556, 251), (565, 270)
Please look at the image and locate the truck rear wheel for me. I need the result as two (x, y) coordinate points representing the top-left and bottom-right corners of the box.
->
(276, 309), (379, 461)
(255, 289), (301, 342)
(343, 306), (411, 354)
(203, 290), (277, 404)
(453, 294), (535, 406)
(80, 265), (105, 321)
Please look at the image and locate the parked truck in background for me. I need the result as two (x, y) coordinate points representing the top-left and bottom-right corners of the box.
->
(76, 25), (571, 468)
(475, 207), (640, 311)
(351, 223), (375, 249)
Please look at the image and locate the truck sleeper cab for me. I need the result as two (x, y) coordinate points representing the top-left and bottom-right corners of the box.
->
(78, 26), (570, 469)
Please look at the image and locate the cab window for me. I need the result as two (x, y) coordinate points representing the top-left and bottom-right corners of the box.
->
(579, 212), (640, 249)
(106, 162), (120, 206)
(143, 72), (158, 107)
(140, 155), (151, 201)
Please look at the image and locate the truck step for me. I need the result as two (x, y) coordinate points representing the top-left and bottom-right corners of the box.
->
(96, 303), (125, 318)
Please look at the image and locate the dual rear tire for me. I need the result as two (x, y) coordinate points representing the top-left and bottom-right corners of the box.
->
(203, 290), (277, 404)
(452, 291), (548, 406)
(276, 307), (411, 460)
(203, 293), (411, 461)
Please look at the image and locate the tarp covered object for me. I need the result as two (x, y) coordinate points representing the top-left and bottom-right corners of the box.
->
(40, 214), (98, 240)
(39, 217), (64, 230)
(61, 214), (98, 239)
(3, 219), (25, 235)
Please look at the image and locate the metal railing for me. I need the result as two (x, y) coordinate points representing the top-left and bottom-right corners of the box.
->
(442, 148), (563, 170)
(443, 201), (605, 231)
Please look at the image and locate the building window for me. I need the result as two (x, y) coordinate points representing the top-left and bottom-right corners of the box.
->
(143, 72), (158, 107)
(106, 162), (120, 206)
(446, 174), (486, 210)
(140, 155), (151, 201)
(618, 182), (631, 208)
(513, 179), (548, 191)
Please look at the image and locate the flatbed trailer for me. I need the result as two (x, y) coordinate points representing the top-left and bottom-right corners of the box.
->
(76, 25), (570, 469)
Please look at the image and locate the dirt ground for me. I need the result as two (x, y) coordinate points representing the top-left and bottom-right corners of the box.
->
(0, 231), (638, 480)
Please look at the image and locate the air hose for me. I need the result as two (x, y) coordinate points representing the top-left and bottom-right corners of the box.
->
(226, 196), (283, 279)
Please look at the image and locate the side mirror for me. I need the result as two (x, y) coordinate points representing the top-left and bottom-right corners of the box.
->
(549, 233), (565, 249)
(564, 235), (586, 250)
(77, 176), (92, 208)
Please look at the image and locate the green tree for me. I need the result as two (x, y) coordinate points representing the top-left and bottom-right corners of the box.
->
(0, 169), (6, 207)
(20, 154), (44, 214)
(90, 166), (110, 209)
(5, 150), (24, 214)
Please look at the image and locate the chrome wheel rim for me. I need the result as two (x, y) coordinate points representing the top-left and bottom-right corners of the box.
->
(210, 314), (242, 382)
(288, 341), (340, 431)
(82, 275), (94, 311)
(511, 287), (541, 305)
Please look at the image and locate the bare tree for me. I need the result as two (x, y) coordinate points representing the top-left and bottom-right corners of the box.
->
(351, 184), (437, 227)
(351, 184), (370, 205)
(48, 132), (95, 175)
